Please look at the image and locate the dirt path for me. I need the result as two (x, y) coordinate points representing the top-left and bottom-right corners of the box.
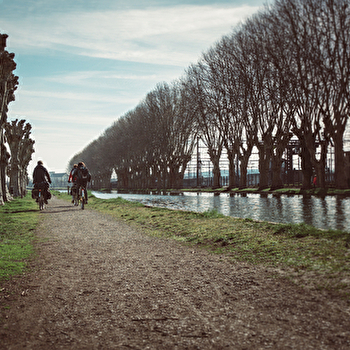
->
(1, 196), (350, 349)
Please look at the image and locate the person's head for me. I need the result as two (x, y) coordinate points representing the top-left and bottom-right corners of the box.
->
(78, 162), (85, 167)
(73, 164), (78, 168)
(37, 160), (43, 166)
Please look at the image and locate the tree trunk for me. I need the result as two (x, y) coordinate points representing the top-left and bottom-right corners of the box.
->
(0, 137), (11, 203)
(314, 142), (327, 189)
(299, 139), (313, 190)
(239, 142), (254, 189)
(270, 144), (285, 190)
(0, 145), (4, 205)
(226, 149), (236, 190)
(257, 143), (271, 190)
(239, 157), (249, 189)
(9, 160), (20, 197)
(209, 156), (221, 189)
(334, 134), (347, 189)
(270, 156), (284, 190)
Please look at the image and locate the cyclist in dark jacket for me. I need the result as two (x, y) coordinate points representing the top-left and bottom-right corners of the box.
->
(32, 160), (51, 203)
(68, 164), (78, 203)
(75, 162), (91, 204)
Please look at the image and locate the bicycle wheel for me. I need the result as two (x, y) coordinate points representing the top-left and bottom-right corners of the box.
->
(74, 191), (79, 206)
(38, 191), (44, 210)
(81, 188), (85, 210)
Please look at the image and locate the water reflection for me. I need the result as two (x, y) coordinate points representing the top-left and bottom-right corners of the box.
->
(92, 191), (350, 232)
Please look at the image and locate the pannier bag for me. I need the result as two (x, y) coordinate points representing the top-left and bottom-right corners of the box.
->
(70, 185), (77, 195)
(32, 188), (39, 199)
(34, 181), (49, 190)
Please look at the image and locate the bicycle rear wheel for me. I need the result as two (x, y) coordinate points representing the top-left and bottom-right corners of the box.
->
(38, 191), (44, 210)
(74, 191), (79, 206)
(81, 188), (85, 210)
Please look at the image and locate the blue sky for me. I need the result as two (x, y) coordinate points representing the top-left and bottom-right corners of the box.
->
(1, 0), (266, 175)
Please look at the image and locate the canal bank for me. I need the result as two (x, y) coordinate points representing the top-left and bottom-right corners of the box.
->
(92, 188), (350, 232)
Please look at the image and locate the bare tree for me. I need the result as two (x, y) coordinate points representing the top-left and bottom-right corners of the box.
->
(211, 32), (258, 189)
(0, 33), (18, 203)
(186, 63), (224, 189)
(247, 14), (295, 189)
(18, 131), (35, 196)
(317, 0), (350, 188)
(173, 80), (199, 188)
(270, 0), (339, 189)
(142, 82), (197, 190)
(5, 119), (32, 197)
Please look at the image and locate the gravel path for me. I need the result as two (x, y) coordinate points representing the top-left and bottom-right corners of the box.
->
(1, 196), (350, 349)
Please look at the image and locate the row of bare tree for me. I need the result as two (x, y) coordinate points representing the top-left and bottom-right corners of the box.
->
(69, 0), (350, 190)
(69, 82), (197, 190)
(0, 34), (35, 204)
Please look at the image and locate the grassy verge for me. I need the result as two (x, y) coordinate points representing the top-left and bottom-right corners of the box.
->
(57, 191), (350, 298)
(0, 194), (40, 281)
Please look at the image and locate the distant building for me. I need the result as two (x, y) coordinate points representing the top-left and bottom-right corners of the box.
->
(49, 172), (69, 188)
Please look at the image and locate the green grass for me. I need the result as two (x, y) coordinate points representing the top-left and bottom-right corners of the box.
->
(0, 194), (40, 280)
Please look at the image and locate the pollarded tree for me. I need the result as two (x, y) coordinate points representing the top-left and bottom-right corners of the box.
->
(316, 0), (350, 188)
(0, 33), (18, 203)
(206, 31), (257, 189)
(5, 119), (33, 197)
(142, 82), (196, 190)
(230, 19), (275, 190)
(150, 82), (198, 189)
(245, 13), (294, 189)
(144, 83), (174, 189)
(102, 112), (141, 189)
(172, 80), (199, 189)
(199, 45), (240, 189)
(185, 63), (225, 189)
(271, 0), (335, 189)
(18, 134), (35, 196)
(127, 103), (156, 189)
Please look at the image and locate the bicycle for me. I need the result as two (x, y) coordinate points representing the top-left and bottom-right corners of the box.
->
(71, 185), (79, 206)
(38, 188), (45, 210)
(79, 186), (87, 210)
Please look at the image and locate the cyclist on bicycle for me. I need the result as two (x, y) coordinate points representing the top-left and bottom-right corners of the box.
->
(75, 162), (91, 203)
(32, 160), (52, 204)
(68, 164), (78, 203)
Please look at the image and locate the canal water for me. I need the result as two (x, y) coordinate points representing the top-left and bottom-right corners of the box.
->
(92, 191), (350, 232)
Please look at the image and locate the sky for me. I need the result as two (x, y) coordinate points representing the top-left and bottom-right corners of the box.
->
(1, 0), (267, 176)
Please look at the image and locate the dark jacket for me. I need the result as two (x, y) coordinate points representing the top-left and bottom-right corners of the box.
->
(75, 166), (91, 185)
(33, 164), (51, 184)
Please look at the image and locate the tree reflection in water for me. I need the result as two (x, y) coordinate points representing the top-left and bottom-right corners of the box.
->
(93, 191), (350, 232)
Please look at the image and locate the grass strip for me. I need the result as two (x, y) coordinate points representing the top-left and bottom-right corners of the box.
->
(0, 194), (40, 280)
(57, 192), (350, 298)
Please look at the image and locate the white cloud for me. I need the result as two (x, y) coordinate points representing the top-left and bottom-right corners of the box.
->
(3, 2), (263, 174)
(19, 88), (119, 103)
(9, 87), (138, 122)
(5, 5), (258, 65)
(44, 70), (171, 87)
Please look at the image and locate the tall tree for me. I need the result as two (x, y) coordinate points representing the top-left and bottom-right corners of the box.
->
(271, 0), (335, 188)
(5, 119), (27, 197)
(0, 34), (18, 203)
(186, 63), (224, 188)
(317, 0), (350, 188)
(18, 131), (35, 196)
